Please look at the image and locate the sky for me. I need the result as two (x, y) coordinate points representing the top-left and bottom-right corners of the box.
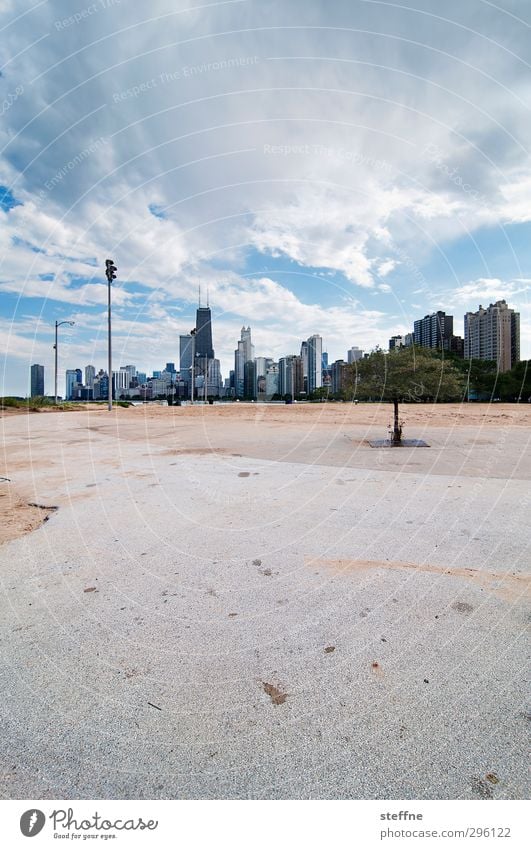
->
(0, 0), (529, 396)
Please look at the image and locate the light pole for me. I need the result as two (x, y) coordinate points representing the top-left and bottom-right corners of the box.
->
(54, 320), (75, 404)
(105, 259), (117, 411)
(190, 328), (196, 404)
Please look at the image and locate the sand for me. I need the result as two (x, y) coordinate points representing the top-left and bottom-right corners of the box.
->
(0, 403), (529, 799)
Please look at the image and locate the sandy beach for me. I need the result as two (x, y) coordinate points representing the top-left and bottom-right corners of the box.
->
(0, 402), (529, 799)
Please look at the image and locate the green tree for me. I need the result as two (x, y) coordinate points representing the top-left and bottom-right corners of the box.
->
(346, 347), (465, 445)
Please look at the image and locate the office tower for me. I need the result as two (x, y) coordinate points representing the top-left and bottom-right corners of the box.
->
(113, 366), (134, 396)
(195, 305), (214, 359)
(244, 360), (256, 399)
(265, 363), (279, 398)
(234, 340), (245, 398)
(30, 364), (44, 397)
(207, 359), (222, 397)
(234, 327), (254, 398)
(464, 300), (520, 372)
(124, 365), (136, 383)
(84, 365), (95, 400)
(85, 365), (95, 388)
(99, 372), (109, 400)
(65, 368), (81, 401)
(414, 311), (454, 350)
(240, 326), (254, 362)
(307, 334), (323, 393)
(165, 362), (176, 374)
(322, 351), (328, 370)
(255, 357), (267, 397)
(179, 333), (193, 391)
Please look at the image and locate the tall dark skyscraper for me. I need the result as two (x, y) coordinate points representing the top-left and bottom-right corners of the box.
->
(30, 364), (44, 397)
(195, 306), (214, 359)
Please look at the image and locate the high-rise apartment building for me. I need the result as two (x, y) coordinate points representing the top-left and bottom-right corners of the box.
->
(30, 364), (44, 397)
(331, 359), (349, 395)
(464, 300), (520, 373)
(414, 311), (454, 350)
(278, 355), (303, 399)
(388, 336), (404, 351)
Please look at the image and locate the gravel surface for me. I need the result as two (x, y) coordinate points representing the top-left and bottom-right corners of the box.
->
(0, 404), (529, 799)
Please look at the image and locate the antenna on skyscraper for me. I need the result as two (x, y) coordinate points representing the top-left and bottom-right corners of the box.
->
(207, 286), (210, 307)
(198, 285), (201, 307)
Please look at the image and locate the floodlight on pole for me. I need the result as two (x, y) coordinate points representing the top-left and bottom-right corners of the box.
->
(105, 259), (117, 411)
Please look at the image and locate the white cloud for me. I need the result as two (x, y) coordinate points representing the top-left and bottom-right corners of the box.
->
(1, 0), (530, 391)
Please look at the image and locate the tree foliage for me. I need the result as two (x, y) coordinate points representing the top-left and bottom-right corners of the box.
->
(345, 346), (465, 403)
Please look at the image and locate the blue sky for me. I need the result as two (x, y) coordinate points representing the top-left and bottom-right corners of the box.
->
(0, 0), (529, 396)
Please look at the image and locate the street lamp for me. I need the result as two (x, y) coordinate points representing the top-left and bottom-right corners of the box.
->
(105, 259), (117, 412)
(54, 320), (75, 404)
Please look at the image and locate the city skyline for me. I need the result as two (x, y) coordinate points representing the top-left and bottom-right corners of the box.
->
(32, 296), (521, 399)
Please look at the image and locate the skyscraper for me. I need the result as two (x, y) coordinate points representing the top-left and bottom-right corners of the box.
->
(85, 365), (95, 400)
(300, 340), (309, 393)
(207, 359), (222, 397)
(30, 364), (44, 397)
(234, 340), (246, 398)
(464, 300), (520, 373)
(85, 365), (95, 388)
(244, 360), (256, 399)
(265, 363), (279, 398)
(255, 357), (268, 397)
(307, 334), (323, 393)
(179, 333), (193, 393)
(195, 305), (214, 359)
(234, 327), (254, 398)
(240, 326), (254, 362)
(65, 369), (81, 400)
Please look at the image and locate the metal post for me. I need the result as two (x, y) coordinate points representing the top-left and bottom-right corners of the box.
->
(190, 329), (196, 404)
(54, 321), (58, 404)
(107, 273), (112, 412)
